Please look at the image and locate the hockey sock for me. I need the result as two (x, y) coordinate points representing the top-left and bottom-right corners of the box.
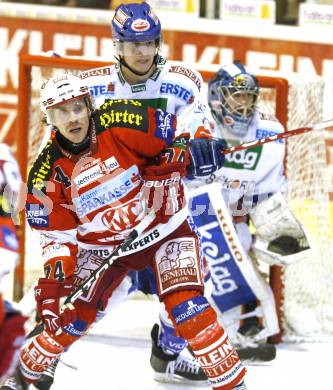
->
(20, 330), (64, 383)
(163, 290), (246, 389)
(189, 322), (246, 390)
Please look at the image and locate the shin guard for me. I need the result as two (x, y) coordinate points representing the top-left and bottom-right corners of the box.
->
(164, 291), (246, 390)
(19, 331), (64, 383)
(189, 322), (245, 390)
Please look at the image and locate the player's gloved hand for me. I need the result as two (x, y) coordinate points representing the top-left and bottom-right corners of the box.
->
(140, 162), (186, 224)
(187, 138), (226, 178)
(34, 277), (76, 334)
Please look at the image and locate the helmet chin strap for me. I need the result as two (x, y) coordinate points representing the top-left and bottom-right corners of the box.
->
(116, 53), (159, 78)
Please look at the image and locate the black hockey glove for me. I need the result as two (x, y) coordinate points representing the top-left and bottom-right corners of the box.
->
(187, 138), (226, 178)
(267, 235), (302, 255)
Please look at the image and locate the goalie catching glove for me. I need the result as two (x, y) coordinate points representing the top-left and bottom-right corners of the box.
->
(249, 192), (311, 266)
(267, 235), (302, 256)
(140, 162), (186, 224)
(34, 277), (76, 334)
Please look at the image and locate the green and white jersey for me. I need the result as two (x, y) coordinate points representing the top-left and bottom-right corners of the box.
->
(187, 109), (286, 213)
(79, 56), (210, 138)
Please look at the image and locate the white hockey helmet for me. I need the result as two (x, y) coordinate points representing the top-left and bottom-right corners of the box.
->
(40, 73), (92, 124)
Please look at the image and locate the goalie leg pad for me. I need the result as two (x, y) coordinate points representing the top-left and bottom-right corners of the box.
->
(189, 184), (279, 339)
(163, 290), (246, 389)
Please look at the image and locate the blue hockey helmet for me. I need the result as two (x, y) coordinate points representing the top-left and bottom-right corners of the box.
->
(111, 2), (161, 43)
(208, 62), (259, 137)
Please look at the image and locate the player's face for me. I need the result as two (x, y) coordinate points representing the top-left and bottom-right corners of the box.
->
(225, 91), (256, 119)
(49, 97), (90, 143)
(121, 40), (157, 74)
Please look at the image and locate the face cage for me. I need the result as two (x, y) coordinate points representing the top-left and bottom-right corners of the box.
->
(113, 37), (162, 57)
(219, 86), (259, 120)
(46, 95), (93, 126)
(209, 100), (224, 128)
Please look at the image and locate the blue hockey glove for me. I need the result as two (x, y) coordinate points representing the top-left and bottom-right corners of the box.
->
(187, 138), (226, 178)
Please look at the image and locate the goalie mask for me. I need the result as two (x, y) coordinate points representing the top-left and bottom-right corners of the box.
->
(111, 2), (162, 76)
(208, 62), (259, 138)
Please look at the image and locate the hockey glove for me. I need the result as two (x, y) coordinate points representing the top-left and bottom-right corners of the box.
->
(34, 277), (76, 334)
(267, 235), (302, 255)
(187, 138), (226, 178)
(140, 162), (186, 224)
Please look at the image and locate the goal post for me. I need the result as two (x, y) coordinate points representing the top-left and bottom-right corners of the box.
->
(15, 54), (332, 343)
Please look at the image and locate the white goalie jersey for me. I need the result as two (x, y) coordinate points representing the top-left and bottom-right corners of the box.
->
(187, 108), (311, 264)
(187, 109), (310, 342)
(187, 109), (286, 211)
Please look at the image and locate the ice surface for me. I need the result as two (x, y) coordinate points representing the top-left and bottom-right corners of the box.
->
(47, 298), (332, 390)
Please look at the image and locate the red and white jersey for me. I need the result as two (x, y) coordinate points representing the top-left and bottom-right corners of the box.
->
(26, 101), (188, 279)
(0, 144), (21, 291)
(80, 56), (210, 138)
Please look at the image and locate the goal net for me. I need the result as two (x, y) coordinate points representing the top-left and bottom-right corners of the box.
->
(257, 72), (332, 341)
(15, 54), (332, 342)
(276, 76), (332, 341)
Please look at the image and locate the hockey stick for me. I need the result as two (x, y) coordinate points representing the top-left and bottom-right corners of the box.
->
(223, 118), (333, 155)
(66, 212), (156, 304)
(28, 211), (156, 338)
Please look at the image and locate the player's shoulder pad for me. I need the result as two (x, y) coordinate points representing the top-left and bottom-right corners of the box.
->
(27, 139), (61, 194)
(80, 65), (115, 82)
(165, 60), (203, 93)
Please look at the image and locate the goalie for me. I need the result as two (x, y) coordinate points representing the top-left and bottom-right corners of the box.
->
(187, 61), (311, 360)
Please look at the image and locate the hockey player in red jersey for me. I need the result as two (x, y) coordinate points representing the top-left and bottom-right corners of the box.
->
(0, 144), (26, 385)
(0, 74), (246, 390)
(30, 2), (228, 386)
